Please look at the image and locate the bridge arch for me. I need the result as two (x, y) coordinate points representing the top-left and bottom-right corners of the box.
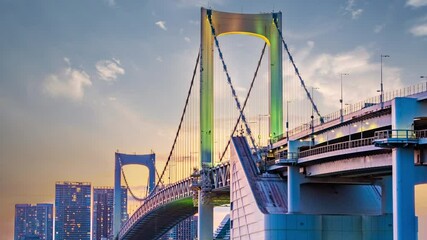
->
(113, 152), (156, 237)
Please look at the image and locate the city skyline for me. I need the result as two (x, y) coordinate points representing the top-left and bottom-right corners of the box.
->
(2, 0), (427, 239)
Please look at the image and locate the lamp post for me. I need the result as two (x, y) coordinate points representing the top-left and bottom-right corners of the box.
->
(421, 76), (427, 91)
(311, 87), (319, 146)
(340, 73), (349, 123)
(345, 103), (351, 115)
(258, 114), (270, 147)
(286, 101), (291, 140)
(380, 54), (390, 109)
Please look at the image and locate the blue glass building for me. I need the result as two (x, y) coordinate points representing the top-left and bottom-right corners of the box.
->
(14, 203), (53, 240)
(55, 181), (91, 239)
(92, 186), (128, 240)
(160, 215), (198, 240)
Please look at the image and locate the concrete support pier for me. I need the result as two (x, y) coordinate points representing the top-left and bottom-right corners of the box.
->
(390, 97), (419, 240)
(287, 165), (301, 213)
(392, 147), (416, 240)
(287, 140), (303, 213)
(198, 192), (214, 240)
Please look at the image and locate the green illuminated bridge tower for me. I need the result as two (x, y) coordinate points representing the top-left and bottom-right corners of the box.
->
(199, 8), (283, 239)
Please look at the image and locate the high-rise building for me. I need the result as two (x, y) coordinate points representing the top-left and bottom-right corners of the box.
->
(160, 215), (198, 240)
(55, 181), (91, 240)
(14, 203), (53, 240)
(92, 186), (128, 240)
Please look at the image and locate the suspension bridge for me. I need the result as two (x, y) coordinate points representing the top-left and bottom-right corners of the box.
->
(112, 8), (427, 240)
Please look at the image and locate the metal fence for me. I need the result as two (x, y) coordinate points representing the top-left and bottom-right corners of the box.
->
(299, 137), (375, 158)
(285, 82), (427, 140)
(374, 130), (417, 140)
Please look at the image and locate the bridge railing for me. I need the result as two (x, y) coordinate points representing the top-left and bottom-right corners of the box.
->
(299, 137), (375, 158)
(118, 178), (194, 239)
(274, 151), (298, 165)
(374, 130), (417, 140)
(416, 130), (427, 138)
(274, 151), (298, 160)
(285, 82), (427, 140)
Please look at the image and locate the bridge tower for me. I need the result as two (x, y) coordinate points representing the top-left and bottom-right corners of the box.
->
(113, 152), (156, 238)
(200, 8), (283, 239)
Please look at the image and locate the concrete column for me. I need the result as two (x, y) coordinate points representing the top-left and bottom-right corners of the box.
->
(288, 140), (301, 213)
(392, 147), (416, 240)
(391, 97), (418, 240)
(113, 153), (122, 237)
(288, 165), (301, 213)
(381, 176), (392, 214)
(198, 191), (213, 240)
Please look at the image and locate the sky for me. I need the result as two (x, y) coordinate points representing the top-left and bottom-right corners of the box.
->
(1, 0), (427, 239)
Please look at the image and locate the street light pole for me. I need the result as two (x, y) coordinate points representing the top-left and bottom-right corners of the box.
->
(258, 114), (270, 147)
(380, 54), (390, 109)
(286, 101), (291, 140)
(421, 75), (427, 89)
(340, 73), (349, 123)
(311, 87), (319, 146)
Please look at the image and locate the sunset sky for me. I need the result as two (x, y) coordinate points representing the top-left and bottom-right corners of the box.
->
(1, 0), (427, 239)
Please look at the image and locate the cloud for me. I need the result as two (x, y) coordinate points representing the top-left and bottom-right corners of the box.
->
(407, 0), (427, 7)
(155, 21), (167, 31)
(63, 57), (70, 65)
(285, 45), (402, 112)
(374, 24), (385, 33)
(189, 20), (199, 25)
(43, 59), (92, 101)
(184, 37), (191, 43)
(344, 0), (364, 19)
(410, 22), (427, 36)
(96, 58), (125, 81)
(104, 0), (116, 7)
(156, 56), (163, 62)
(175, 0), (224, 8)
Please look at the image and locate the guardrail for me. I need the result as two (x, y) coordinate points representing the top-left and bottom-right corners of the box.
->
(272, 129), (427, 165)
(374, 130), (417, 140)
(280, 82), (427, 141)
(274, 151), (298, 160)
(416, 130), (427, 138)
(273, 152), (298, 165)
(374, 129), (427, 140)
(299, 137), (375, 158)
